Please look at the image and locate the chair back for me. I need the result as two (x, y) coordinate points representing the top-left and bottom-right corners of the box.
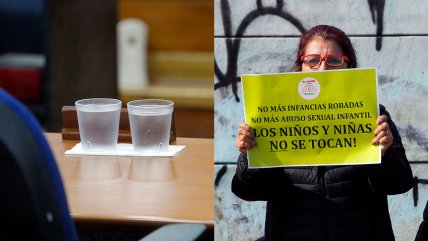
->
(0, 89), (78, 241)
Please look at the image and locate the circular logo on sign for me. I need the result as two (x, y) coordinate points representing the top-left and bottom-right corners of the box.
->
(298, 77), (320, 100)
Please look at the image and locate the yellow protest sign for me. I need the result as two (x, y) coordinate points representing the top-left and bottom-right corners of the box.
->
(242, 68), (380, 168)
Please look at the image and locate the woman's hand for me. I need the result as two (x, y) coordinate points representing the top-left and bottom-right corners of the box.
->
(236, 122), (257, 155)
(372, 115), (393, 157)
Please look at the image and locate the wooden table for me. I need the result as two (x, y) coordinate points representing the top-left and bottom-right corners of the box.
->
(45, 133), (214, 232)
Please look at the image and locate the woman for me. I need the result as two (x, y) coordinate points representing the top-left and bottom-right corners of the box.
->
(232, 25), (414, 241)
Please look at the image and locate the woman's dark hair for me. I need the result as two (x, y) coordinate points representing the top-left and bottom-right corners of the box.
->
(290, 25), (357, 71)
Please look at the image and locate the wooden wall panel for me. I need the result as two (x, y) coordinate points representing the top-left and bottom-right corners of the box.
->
(119, 0), (213, 52)
(47, 0), (118, 131)
(118, 0), (214, 138)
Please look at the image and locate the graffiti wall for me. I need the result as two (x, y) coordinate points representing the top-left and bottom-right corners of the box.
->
(214, 0), (428, 240)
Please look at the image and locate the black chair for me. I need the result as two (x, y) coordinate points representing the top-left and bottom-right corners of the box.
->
(0, 88), (78, 241)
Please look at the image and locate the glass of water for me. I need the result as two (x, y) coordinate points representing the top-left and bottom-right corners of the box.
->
(75, 98), (122, 151)
(127, 99), (174, 152)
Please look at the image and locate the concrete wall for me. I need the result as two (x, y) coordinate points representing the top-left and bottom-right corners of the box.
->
(214, 0), (428, 240)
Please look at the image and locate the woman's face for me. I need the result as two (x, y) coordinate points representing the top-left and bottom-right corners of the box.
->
(301, 37), (348, 72)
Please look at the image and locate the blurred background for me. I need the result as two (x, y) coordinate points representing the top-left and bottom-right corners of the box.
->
(0, 0), (213, 138)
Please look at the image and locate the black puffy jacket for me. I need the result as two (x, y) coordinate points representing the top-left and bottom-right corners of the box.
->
(232, 106), (414, 241)
(415, 201), (428, 241)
